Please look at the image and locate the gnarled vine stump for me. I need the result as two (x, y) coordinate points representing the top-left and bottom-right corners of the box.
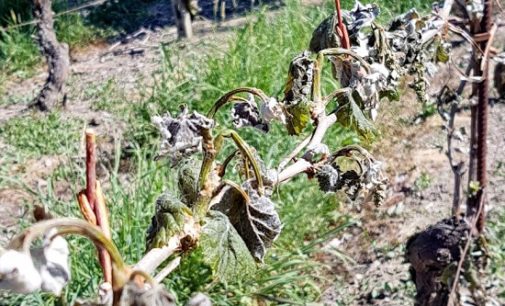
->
(406, 217), (470, 306)
(32, 0), (70, 111)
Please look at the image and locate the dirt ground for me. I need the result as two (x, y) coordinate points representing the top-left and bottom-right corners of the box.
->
(0, 1), (504, 305)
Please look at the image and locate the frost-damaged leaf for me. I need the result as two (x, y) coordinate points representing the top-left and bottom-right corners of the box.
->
(316, 164), (340, 192)
(260, 97), (286, 124)
(283, 51), (314, 105)
(231, 94), (269, 132)
(186, 293), (212, 306)
(152, 107), (214, 162)
(199, 211), (256, 281)
(0, 231), (70, 295)
(282, 51), (314, 136)
(118, 281), (176, 306)
(145, 192), (193, 250)
(337, 95), (375, 135)
(0, 250), (41, 293)
(309, 13), (342, 52)
(309, 1), (379, 51)
(316, 148), (387, 207)
(345, 1), (380, 37)
(211, 184), (282, 262)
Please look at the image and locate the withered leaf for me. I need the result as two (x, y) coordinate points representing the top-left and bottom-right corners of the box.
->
(283, 51), (314, 105)
(152, 107), (214, 162)
(231, 95), (269, 132)
(211, 184), (281, 262)
(118, 281), (176, 306)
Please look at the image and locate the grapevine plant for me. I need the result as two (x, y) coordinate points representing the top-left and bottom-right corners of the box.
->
(0, 1), (465, 304)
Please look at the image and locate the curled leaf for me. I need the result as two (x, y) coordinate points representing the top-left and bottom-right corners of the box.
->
(309, 13), (342, 52)
(260, 97), (286, 124)
(283, 51), (314, 105)
(118, 281), (176, 306)
(145, 192), (193, 250)
(316, 147), (387, 206)
(316, 164), (340, 192)
(211, 183), (282, 262)
(345, 1), (380, 37)
(231, 94), (269, 132)
(152, 107), (214, 162)
(0, 231), (71, 295)
(0, 250), (42, 293)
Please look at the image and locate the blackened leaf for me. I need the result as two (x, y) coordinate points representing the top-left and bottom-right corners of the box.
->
(284, 51), (314, 105)
(309, 13), (341, 52)
(200, 211), (256, 281)
(316, 164), (340, 193)
(145, 192), (192, 250)
(152, 107), (213, 162)
(231, 95), (269, 132)
(346, 1), (380, 36)
(211, 184), (282, 262)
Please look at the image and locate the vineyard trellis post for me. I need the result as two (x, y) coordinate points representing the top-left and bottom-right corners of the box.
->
(466, 0), (493, 234)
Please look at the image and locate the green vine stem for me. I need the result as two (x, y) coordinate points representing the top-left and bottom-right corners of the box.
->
(218, 130), (264, 195)
(223, 179), (251, 203)
(8, 218), (129, 290)
(195, 128), (264, 218)
(218, 149), (238, 177)
(207, 87), (270, 119)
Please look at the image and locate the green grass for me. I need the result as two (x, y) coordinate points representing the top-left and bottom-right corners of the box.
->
(0, 112), (82, 157)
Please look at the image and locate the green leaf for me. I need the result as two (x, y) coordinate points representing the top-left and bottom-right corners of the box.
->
(436, 44), (450, 63)
(145, 192), (193, 250)
(200, 211), (256, 282)
(286, 101), (311, 135)
(379, 89), (400, 101)
(349, 97), (375, 133)
(177, 158), (199, 206)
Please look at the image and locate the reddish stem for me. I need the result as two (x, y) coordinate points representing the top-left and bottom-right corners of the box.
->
(86, 129), (97, 211)
(335, 0), (350, 49)
(85, 129), (112, 284)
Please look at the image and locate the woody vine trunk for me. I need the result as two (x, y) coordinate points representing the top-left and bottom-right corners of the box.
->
(406, 1), (493, 305)
(32, 0), (70, 111)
